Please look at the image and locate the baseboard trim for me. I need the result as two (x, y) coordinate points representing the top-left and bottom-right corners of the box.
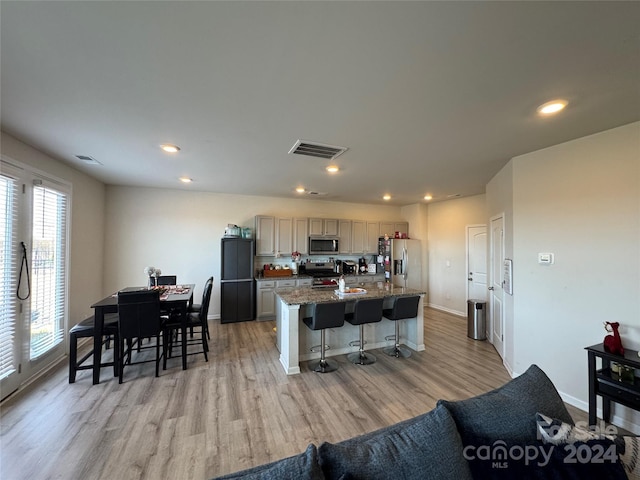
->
(427, 303), (466, 317)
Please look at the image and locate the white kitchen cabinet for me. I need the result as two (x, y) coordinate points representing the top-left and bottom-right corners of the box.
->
(256, 279), (276, 319)
(296, 277), (312, 287)
(309, 218), (338, 236)
(255, 216), (296, 257)
(366, 221), (380, 254)
(338, 220), (352, 254)
(293, 218), (308, 254)
(255, 216), (275, 255)
(276, 217), (293, 257)
(395, 222), (409, 236)
(351, 220), (366, 254)
(257, 277), (300, 320)
(379, 221), (410, 239)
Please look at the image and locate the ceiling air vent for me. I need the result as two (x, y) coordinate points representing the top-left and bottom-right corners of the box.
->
(288, 140), (348, 160)
(75, 155), (102, 166)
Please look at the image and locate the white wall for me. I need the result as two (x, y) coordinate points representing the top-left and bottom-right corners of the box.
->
(426, 194), (487, 315)
(507, 122), (640, 430)
(103, 186), (407, 317)
(1, 131), (106, 327)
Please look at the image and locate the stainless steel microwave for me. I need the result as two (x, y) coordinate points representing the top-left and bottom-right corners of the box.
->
(308, 236), (339, 255)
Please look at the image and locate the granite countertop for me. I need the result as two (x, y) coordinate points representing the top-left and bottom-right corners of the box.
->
(274, 284), (426, 306)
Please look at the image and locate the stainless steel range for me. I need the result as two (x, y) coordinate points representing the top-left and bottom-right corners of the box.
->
(305, 261), (340, 288)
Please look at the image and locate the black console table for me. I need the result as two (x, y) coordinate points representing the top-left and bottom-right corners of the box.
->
(586, 343), (640, 426)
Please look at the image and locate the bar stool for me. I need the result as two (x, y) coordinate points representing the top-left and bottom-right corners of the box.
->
(69, 313), (119, 383)
(383, 295), (420, 358)
(345, 298), (384, 365)
(303, 302), (346, 373)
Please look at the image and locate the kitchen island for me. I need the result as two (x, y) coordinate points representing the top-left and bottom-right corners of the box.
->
(275, 284), (426, 374)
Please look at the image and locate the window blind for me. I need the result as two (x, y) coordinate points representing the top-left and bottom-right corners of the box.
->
(0, 174), (19, 380)
(29, 184), (67, 360)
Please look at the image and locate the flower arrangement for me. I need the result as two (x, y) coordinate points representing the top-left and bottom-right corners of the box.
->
(144, 266), (162, 286)
(291, 251), (301, 263)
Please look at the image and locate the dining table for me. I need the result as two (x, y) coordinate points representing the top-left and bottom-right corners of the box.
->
(90, 284), (195, 384)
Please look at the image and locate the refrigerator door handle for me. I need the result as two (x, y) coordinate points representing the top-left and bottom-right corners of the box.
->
(402, 247), (408, 279)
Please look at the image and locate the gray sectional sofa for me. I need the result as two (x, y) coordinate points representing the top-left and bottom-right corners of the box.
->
(214, 365), (632, 479)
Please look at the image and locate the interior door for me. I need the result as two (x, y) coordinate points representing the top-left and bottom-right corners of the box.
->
(466, 225), (487, 301)
(489, 215), (505, 358)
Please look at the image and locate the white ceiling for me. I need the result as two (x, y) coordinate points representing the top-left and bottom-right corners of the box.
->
(1, 1), (639, 206)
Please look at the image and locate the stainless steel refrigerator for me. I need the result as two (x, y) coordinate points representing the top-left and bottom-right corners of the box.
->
(377, 237), (422, 289)
(220, 237), (255, 323)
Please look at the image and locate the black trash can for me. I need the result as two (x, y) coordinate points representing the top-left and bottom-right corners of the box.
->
(467, 299), (486, 340)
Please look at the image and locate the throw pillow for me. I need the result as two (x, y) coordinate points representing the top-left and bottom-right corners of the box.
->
(212, 444), (324, 480)
(317, 404), (473, 480)
(438, 364), (573, 447)
(537, 412), (640, 480)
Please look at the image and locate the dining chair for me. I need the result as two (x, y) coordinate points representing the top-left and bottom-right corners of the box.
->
(164, 279), (212, 368)
(117, 289), (165, 383)
(149, 275), (177, 287)
(187, 277), (213, 339)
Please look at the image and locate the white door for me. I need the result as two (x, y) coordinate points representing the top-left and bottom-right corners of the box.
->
(466, 225), (487, 301)
(489, 215), (505, 358)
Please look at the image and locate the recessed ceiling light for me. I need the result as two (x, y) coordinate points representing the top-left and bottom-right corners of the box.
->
(424, 195), (433, 201)
(295, 186), (306, 193)
(536, 99), (568, 115)
(383, 194), (391, 201)
(179, 177), (192, 183)
(160, 144), (181, 153)
(326, 165), (339, 173)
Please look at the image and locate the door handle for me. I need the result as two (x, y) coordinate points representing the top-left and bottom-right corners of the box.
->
(468, 278), (473, 281)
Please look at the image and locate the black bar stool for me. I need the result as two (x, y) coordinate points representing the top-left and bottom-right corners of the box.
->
(383, 295), (420, 358)
(69, 313), (119, 383)
(345, 298), (384, 365)
(303, 302), (346, 373)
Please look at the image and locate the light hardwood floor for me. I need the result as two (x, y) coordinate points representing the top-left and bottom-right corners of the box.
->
(0, 307), (585, 479)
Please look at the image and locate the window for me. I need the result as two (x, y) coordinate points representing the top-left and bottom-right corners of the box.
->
(29, 184), (67, 359)
(0, 173), (19, 380)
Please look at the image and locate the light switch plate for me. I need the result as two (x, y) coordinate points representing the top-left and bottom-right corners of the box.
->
(538, 253), (554, 265)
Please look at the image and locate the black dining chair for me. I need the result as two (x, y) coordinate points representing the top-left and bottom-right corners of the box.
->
(187, 277), (213, 339)
(164, 279), (212, 368)
(117, 289), (165, 383)
(149, 275), (177, 287)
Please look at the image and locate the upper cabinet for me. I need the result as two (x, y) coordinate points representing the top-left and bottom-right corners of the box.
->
(293, 218), (308, 254)
(338, 220), (352, 254)
(256, 215), (408, 257)
(255, 216), (298, 257)
(255, 215), (275, 255)
(276, 217), (293, 257)
(351, 220), (366, 254)
(309, 218), (338, 236)
(379, 221), (409, 239)
(365, 221), (381, 254)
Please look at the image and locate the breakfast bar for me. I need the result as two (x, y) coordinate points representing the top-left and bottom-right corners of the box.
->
(275, 284), (426, 374)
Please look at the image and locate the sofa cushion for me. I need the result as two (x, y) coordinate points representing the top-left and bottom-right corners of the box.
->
(317, 403), (473, 480)
(438, 364), (573, 447)
(212, 444), (324, 480)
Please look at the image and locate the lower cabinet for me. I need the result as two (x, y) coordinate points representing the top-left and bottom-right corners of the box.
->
(257, 277), (312, 320)
(256, 280), (277, 319)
